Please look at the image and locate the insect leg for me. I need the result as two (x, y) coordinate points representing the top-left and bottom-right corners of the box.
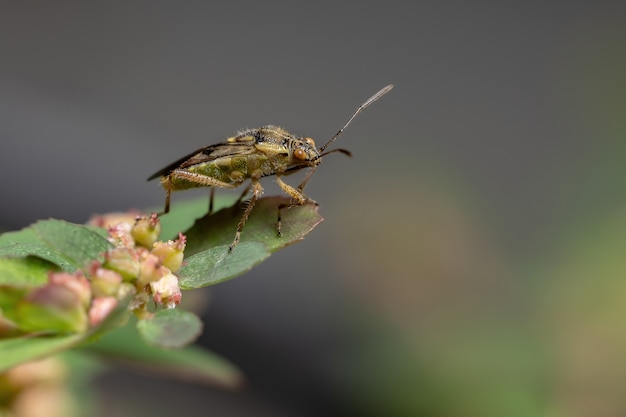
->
(296, 166), (318, 192)
(235, 184), (252, 205)
(229, 180), (263, 252)
(170, 169), (237, 188)
(163, 169), (238, 215)
(276, 176), (308, 205)
(159, 176), (174, 215)
(275, 175), (311, 237)
(208, 187), (215, 215)
(209, 181), (249, 215)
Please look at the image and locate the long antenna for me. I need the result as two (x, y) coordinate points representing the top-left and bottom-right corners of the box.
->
(319, 84), (394, 153)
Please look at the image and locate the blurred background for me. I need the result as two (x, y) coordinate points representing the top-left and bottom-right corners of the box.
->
(2, 2), (626, 416)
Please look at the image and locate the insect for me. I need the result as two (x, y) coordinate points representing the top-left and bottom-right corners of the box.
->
(148, 84), (393, 251)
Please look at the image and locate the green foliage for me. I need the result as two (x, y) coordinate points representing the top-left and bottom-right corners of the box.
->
(136, 309), (203, 349)
(179, 242), (270, 289)
(0, 195), (323, 384)
(87, 321), (243, 388)
(178, 195), (322, 288)
(0, 219), (111, 272)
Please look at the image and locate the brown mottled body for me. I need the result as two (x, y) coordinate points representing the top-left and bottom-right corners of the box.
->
(149, 85), (393, 251)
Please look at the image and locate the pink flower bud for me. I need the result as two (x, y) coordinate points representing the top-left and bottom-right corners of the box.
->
(87, 211), (143, 229)
(90, 265), (123, 297)
(150, 272), (182, 309)
(131, 213), (162, 249)
(137, 252), (166, 287)
(107, 222), (135, 248)
(103, 248), (140, 280)
(151, 233), (186, 272)
(48, 271), (91, 308)
(17, 284), (89, 333)
(88, 297), (118, 327)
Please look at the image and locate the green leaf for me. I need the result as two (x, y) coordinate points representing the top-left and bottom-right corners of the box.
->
(0, 243), (75, 272)
(183, 196), (323, 255)
(0, 227), (41, 246)
(0, 293), (134, 370)
(136, 309), (203, 349)
(31, 219), (112, 268)
(87, 322), (243, 388)
(156, 195), (238, 240)
(0, 256), (57, 286)
(178, 242), (270, 289)
(0, 334), (84, 372)
(0, 219), (112, 272)
(175, 196), (322, 288)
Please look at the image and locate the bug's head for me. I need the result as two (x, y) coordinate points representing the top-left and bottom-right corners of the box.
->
(291, 136), (319, 165)
(291, 136), (352, 168)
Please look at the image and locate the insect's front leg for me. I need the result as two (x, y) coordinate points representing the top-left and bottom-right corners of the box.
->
(296, 166), (318, 193)
(275, 175), (313, 237)
(276, 175), (309, 205)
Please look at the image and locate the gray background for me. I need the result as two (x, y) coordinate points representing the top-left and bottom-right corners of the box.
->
(2, 2), (626, 417)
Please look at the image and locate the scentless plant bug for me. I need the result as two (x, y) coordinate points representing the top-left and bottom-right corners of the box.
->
(148, 84), (393, 251)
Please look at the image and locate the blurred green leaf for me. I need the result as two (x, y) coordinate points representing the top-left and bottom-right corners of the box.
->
(0, 227), (41, 246)
(0, 292), (133, 370)
(0, 256), (57, 286)
(0, 244), (74, 272)
(88, 321), (243, 389)
(0, 219), (112, 272)
(0, 334), (84, 372)
(136, 309), (203, 349)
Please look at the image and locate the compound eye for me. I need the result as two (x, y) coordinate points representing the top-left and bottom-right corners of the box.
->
(304, 137), (316, 147)
(293, 148), (308, 160)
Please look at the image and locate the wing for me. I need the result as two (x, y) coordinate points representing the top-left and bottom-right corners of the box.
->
(147, 141), (256, 180)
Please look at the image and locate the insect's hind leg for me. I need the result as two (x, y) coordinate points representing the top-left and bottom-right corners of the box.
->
(211, 182), (250, 215)
(164, 169), (237, 216)
(229, 180), (263, 252)
(156, 175), (174, 216)
(208, 187), (215, 214)
(235, 184), (252, 205)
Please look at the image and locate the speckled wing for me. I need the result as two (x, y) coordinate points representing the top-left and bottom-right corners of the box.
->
(147, 140), (256, 181)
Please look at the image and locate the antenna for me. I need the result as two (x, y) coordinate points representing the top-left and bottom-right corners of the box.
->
(319, 84), (394, 153)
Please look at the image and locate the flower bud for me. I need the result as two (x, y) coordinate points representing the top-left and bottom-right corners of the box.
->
(107, 222), (135, 248)
(117, 282), (136, 299)
(150, 272), (182, 309)
(103, 248), (140, 281)
(151, 233), (186, 272)
(137, 252), (166, 287)
(131, 213), (162, 249)
(48, 271), (91, 308)
(89, 263), (123, 297)
(17, 284), (88, 333)
(87, 211), (143, 229)
(88, 297), (118, 327)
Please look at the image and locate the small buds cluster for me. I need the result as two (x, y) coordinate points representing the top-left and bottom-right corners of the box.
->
(94, 212), (186, 314)
(19, 212), (186, 333)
